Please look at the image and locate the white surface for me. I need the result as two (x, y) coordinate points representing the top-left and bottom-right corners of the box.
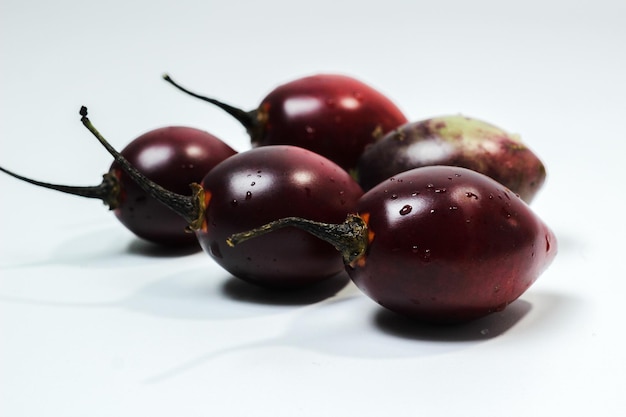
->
(1, 1), (625, 416)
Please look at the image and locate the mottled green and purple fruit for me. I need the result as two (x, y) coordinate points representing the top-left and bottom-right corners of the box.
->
(356, 115), (546, 203)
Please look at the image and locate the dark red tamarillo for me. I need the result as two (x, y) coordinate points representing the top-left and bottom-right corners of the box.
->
(356, 115), (547, 202)
(228, 166), (558, 323)
(163, 73), (408, 172)
(0, 126), (236, 247)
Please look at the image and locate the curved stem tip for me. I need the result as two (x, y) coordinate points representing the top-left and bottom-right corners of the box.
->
(0, 165), (120, 209)
(78, 106), (207, 230)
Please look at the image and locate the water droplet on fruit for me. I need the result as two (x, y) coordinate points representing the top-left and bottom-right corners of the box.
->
(449, 206), (458, 210)
(250, 181), (256, 186)
(427, 183), (434, 189)
(489, 194), (494, 200)
(399, 205), (412, 215)
(230, 199), (238, 207)
(480, 329), (490, 336)
(435, 188), (447, 193)
(465, 192), (478, 199)
(411, 245), (419, 253)
(430, 209), (436, 214)
(423, 249), (432, 262)
(245, 191), (252, 200)
(391, 194), (398, 200)
(411, 191), (420, 196)
(305, 125), (315, 138)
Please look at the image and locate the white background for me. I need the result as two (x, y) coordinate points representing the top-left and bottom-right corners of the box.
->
(1, 0), (625, 416)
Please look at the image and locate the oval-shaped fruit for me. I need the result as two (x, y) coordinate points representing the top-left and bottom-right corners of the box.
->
(198, 145), (364, 287)
(350, 165), (556, 322)
(0, 125), (236, 247)
(252, 74), (408, 171)
(111, 126), (236, 246)
(164, 73), (408, 172)
(356, 115), (546, 202)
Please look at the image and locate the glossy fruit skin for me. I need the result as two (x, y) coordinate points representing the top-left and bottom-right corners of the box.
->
(253, 74), (408, 172)
(356, 115), (546, 202)
(111, 126), (236, 246)
(349, 165), (557, 323)
(197, 145), (363, 288)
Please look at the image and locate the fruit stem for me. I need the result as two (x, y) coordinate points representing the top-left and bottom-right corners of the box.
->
(0, 165), (121, 209)
(226, 214), (369, 266)
(162, 73), (258, 134)
(79, 106), (207, 231)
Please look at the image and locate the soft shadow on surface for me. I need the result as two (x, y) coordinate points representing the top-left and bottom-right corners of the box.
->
(120, 269), (351, 320)
(126, 238), (203, 258)
(145, 289), (576, 384)
(0, 266), (324, 321)
(221, 272), (351, 306)
(0, 227), (201, 270)
(373, 299), (532, 342)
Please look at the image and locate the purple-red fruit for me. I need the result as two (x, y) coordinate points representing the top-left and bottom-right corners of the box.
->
(356, 115), (546, 202)
(163, 73), (408, 172)
(197, 145), (363, 287)
(0, 126), (236, 247)
(110, 126), (236, 245)
(228, 166), (557, 323)
(349, 166), (556, 322)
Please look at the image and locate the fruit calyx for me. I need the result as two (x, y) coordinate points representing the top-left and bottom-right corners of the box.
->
(226, 213), (370, 267)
